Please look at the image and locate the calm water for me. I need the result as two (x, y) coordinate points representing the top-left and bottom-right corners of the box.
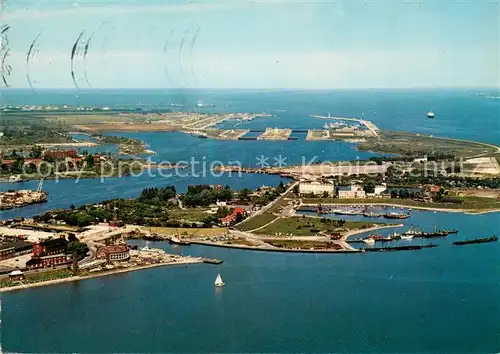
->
(0, 174), (288, 219)
(2, 88), (499, 144)
(1, 89), (499, 353)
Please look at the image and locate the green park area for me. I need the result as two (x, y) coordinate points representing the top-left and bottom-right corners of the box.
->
(253, 216), (386, 237)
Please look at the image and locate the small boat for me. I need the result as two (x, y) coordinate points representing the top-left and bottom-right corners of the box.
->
(384, 212), (410, 219)
(388, 232), (401, 240)
(427, 111), (435, 118)
(363, 238), (375, 245)
(400, 234), (414, 240)
(369, 233), (384, 240)
(214, 273), (225, 287)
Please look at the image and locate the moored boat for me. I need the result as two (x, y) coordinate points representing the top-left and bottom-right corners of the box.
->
(384, 212), (410, 219)
(453, 235), (497, 246)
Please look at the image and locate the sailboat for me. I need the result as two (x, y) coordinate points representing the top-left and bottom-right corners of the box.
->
(214, 273), (225, 287)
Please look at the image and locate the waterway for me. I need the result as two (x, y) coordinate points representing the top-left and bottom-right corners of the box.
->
(1, 89), (499, 352)
(2, 212), (499, 352)
(0, 173), (289, 219)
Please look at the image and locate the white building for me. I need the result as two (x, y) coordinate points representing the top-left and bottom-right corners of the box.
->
(374, 184), (388, 195)
(298, 181), (334, 196)
(413, 156), (428, 163)
(337, 185), (366, 199)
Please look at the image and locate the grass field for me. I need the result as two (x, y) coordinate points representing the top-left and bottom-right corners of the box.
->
(168, 208), (212, 222)
(235, 193), (292, 231)
(301, 197), (500, 212)
(253, 216), (386, 236)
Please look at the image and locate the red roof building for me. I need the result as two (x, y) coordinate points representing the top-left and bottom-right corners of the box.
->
(220, 207), (246, 226)
(44, 149), (78, 159)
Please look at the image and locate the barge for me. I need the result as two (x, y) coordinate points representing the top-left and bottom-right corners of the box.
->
(168, 236), (192, 245)
(363, 244), (438, 252)
(383, 213), (410, 220)
(453, 236), (497, 246)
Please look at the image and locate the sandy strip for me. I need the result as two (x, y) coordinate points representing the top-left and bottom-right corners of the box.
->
(0, 258), (203, 293)
(189, 240), (360, 254)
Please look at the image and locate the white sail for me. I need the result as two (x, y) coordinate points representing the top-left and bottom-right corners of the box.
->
(214, 273), (225, 287)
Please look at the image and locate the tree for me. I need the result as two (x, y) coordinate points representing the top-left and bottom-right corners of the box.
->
(85, 154), (94, 168)
(363, 180), (376, 193)
(239, 188), (251, 201)
(390, 189), (398, 198)
(30, 146), (43, 158)
(292, 185), (300, 195)
(67, 241), (89, 275)
(398, 188), (410, 199)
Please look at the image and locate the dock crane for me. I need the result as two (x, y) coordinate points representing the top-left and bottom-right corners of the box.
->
(36, 178), (44, 193)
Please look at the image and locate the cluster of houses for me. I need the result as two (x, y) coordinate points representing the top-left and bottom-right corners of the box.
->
(298, 181), (441, 201)
(0, 149), (108, 170)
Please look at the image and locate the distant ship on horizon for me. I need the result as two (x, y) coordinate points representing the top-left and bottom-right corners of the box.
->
(196, 100), (216, 108)
(170, 103), (185, 107)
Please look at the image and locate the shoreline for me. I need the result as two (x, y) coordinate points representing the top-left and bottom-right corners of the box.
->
(300, 202), (500, 215)
(0, 258), (203, 293)
(342, 223), (404, 239)
(188, 240), (361, 254)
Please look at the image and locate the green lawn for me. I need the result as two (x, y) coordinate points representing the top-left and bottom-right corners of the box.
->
(236, 192), (292, 231)
(253, 216), (387, 236)
(168, 208), (212, 222)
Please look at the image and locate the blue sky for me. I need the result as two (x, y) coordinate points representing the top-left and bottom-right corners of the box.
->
(1, 0), (498, 88)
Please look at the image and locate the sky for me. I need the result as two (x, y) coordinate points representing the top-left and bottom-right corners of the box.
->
(0, 0), (498, 89)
